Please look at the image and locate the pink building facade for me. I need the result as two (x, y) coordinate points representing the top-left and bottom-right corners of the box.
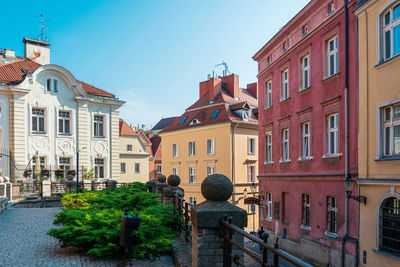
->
(253, 0), (359, 266)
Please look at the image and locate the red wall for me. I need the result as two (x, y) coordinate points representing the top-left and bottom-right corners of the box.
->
(256, 0), (358, 256)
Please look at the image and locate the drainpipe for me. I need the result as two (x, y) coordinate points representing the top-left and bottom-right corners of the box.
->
(342, 0), (350, 266)
(231, 122), (239, 204)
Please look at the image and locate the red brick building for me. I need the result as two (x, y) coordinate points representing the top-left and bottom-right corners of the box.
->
(253, 0), (359, 265)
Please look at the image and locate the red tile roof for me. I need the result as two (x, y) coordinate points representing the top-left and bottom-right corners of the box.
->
(150, 135), (161, 158)
(0, 58), (116, 98)
(119, 119), (138, 136)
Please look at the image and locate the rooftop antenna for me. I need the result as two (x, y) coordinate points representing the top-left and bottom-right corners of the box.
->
(32, 13), (50, 41)
(215, 61), (230, 77)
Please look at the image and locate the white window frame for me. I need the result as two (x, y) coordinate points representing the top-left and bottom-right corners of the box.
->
(266, 80), (272, 109)
(172, 144), (179, 157)
(302, 194), (311, 227)
(157, 164), (162, 173)
(281, 69), (289, 101)
(189, 197), (197, 205)
(281, 128), (290, 161)
(172, 167), (179, 175)
(248, 165), (255, 183)
(58, 157), (71, 170)
(135, 163), (140, 174)
(93, 115), (105, 138)
(327, 36), (338, 77)
(127, 144), (132, 151)
(327, 196), (337, 234)
(266, 192), (272, 221)
(207, 165), (215, 176)
(381, 4), (400, 61)
(266, 132), (273, 163)
(189, 141), (196, 156)
(120, 163), (126, 174)
(53, 79), (58, 92)
(32, 107), (46, 134)
(381, 104), (400, 156)
(248, 138), (255, 154)
(242, 109), (249, 120)
(301, 122), (311, 158)
(189, 166), (196, 184)
(207, 139), (215, 155)
(58, 110), (71, 135)
(94, 158), (105, 179)
(327, 113), (339, 155)
(300, 54), (310, 91)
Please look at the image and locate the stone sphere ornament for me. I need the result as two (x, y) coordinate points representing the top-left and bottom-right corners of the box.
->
(157, 175), (166, 183)
(201, 174), (233, 201)
(167, 175), (181, 187)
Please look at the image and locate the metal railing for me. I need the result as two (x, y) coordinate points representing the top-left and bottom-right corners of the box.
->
(20, 182), (41, 195)
(172, 194), (196, 244)
(221, 215), (313, 267)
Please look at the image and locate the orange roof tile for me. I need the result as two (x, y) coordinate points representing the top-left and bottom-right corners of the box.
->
(119, 119), (138, 136)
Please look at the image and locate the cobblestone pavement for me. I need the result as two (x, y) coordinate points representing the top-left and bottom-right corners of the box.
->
(0, 208), (173, 267)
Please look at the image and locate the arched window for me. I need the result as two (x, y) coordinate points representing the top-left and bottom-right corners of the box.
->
(379, 197), (400, 255)
(381, 3), (400, 60)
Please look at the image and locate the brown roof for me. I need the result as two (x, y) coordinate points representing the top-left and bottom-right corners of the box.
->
(0, 59), (116, 98)
(119, 119), (138, 136)
(150, 135), (161, 159)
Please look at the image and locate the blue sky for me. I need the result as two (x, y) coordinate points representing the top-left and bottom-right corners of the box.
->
(2, 0), (309, 128)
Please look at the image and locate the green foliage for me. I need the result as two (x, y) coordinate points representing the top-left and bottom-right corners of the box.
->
(48, 183), (178, 259)
(82, 168), (98, 180)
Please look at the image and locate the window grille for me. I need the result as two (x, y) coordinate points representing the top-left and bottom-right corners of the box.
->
(380, 197), (400, 255)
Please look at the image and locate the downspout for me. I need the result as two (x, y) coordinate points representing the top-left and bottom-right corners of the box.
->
(342, 0), (350, 266)
(231, 122), (239, 204)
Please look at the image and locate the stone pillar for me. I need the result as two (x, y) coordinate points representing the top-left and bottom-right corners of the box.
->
(191, 174), (247, 267)
(146, 179), (157, 193)
(154, 175), (168, 196)
(5, 182), (12, 201)
(42, 180), (51, 198)
(163, 175), (184, 206)
(0, 176), (5, 198)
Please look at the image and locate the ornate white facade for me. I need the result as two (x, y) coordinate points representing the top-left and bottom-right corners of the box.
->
(0, 38), (124, 182)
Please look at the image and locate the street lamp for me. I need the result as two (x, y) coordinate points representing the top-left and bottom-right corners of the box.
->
(344, 178), (367, 205)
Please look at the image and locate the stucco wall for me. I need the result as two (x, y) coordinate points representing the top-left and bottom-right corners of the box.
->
(119, 135), (149, 183)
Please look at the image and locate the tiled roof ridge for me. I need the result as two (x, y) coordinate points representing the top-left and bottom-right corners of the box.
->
(119, 119), (139, 136)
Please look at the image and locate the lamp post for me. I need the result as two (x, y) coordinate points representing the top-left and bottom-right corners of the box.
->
(344, 178), (367, 205)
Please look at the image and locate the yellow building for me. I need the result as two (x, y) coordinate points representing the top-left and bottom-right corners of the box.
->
(356, 0), (400, 265)
(119, 119), (150, 183)
(160, 74), (259, 232)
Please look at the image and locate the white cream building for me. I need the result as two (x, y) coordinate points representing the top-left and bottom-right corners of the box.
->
(0, 38), (125, 182)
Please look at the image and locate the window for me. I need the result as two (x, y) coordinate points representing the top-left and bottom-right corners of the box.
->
(266, 192), (272, 220)
(188, 141), (196, 156)
(59, 157), (71, 170)
(189, 167), (196, 183)
(127, 145), (132, 151)
(248, 204), (256, 214)
(172, 144), (179, 157)
(189, 197), (197, 205)
(282, 128), (289, 161)
(94, 115), (104, 137)
(248, 138), (255, 154)
(281, 69), (289, 101)
(300, 55), (310, 90)
(58, 111), (71, 135)
(46, 79), (51, 91)
(266, 80), (272, 109)
(327, 196), (337, 233)
(157, 165), (162, 173)
(382, 104), (400, 156)
(94, 158), (105, 178)
(135, 163), (140, 173)
(242, 109), (249, 120)
(266, 56), (271, 66)
(379, 197), (400, 255)
(248, 165), (255, 183)
(120, 163), (126, 174)
(189, 119), (200, 125)
(382, 5), (400, 60)
(302, 194), (311, 227)
(302, 24), (308, 36)
(207, 139), (215, 155)
(327, 2), (334, 15)
(53, 79), (58, 92)
(32, 108), (45, 133)
(207, 165), (215, 176)
(210, 110), (220, 120)
(327, 37), (338, 77)
(282, 41), (287, 52)
(302, 122), (311, 158)
(32, 156), (46, 175)
(327, 113), (339, 155)
(266, 132), (272, 162)
(172, 167), (178, 175)
(179, 116), (187, 125)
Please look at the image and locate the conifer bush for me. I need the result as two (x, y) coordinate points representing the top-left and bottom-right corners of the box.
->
(48, 182), (178, 258)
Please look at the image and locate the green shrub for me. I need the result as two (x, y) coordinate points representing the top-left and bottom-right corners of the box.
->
(48, 182), (178, 259)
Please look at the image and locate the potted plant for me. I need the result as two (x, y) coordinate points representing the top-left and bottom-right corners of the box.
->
(23, 169), (32, 178)
(67, 170), (76, 180)
(40, 168), (50, 179)
(55, 169), (65, 180)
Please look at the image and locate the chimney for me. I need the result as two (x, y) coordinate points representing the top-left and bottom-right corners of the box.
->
(199, 77), (221, 102)
(221, 74), (239, 99)
(23, 37), (50, 65)
(247, 82), (258, 98)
